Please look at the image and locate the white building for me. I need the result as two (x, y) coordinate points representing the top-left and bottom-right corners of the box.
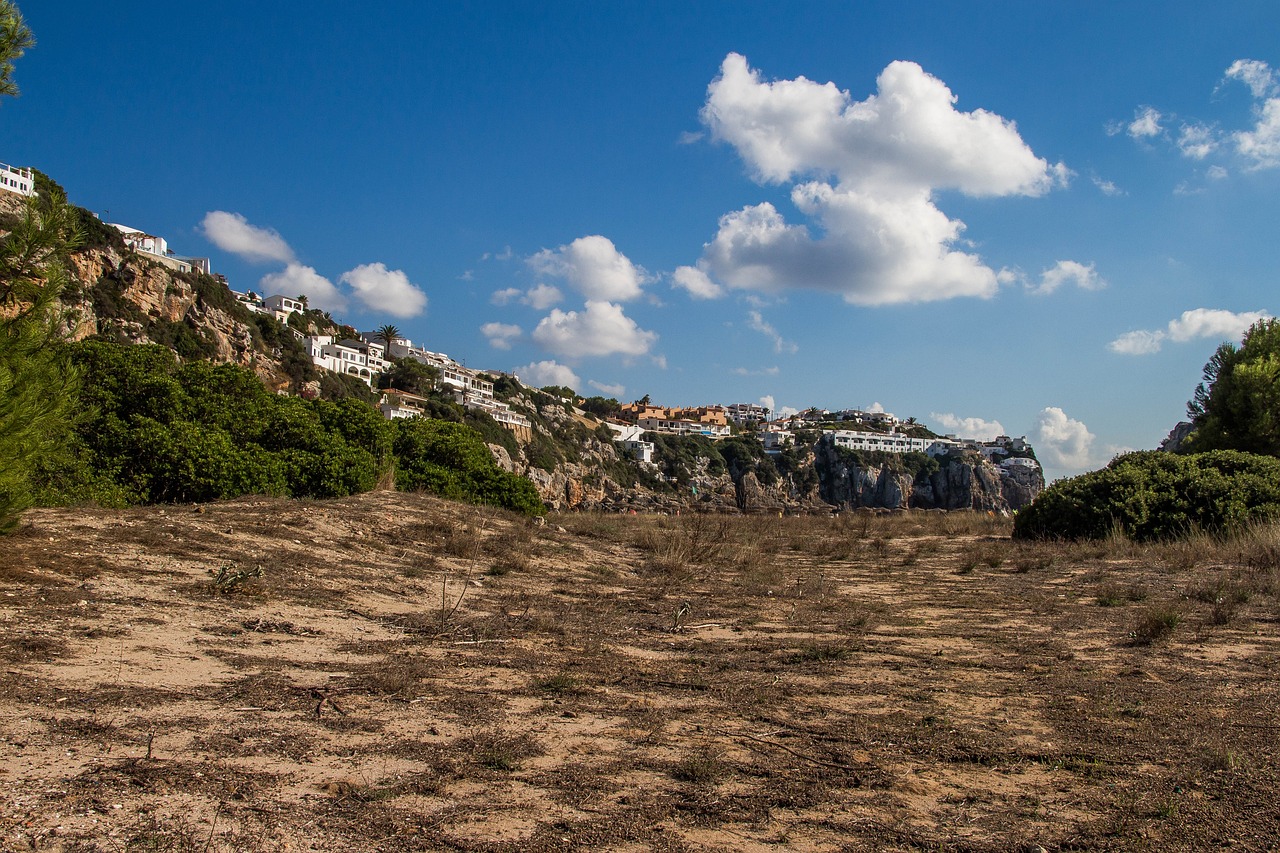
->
(761, 430), (794, 454)
(827, 429), (928, 454)
(602, 420), (655, 462)
(378, 389), (432, 419)
(1000, 456), (1040, 470)
(230, 290), (269, 315)
(264, 295), (306, 321)
(726, 402), (770, 425)
(637, 416), (732, 438)
(622, 439), (655, 463)
(108, 223), (214, 276)
(0, 162), (36, 197)
(304, 335), (386, 388)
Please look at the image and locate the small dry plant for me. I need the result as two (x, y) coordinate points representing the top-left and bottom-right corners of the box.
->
(1129, 605), (1181, 645)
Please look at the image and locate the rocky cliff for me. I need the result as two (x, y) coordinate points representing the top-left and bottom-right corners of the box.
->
(812, 437), (1037, 513)
(496, 408), (1043, 515)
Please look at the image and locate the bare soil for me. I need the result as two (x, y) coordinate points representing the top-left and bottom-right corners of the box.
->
(2, 493), (1278, 851)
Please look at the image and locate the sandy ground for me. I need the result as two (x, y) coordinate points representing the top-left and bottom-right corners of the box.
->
(1, 492), (1278, 851)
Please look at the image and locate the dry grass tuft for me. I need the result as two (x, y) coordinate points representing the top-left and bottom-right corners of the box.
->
(1129, 605), (1182, 645)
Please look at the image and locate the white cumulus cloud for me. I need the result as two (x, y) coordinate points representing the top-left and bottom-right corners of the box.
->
(515, 360), (581, 391)
(929, 412), (1005, 441)
(491, 284), (564, 310)
(530, 301), (658, 359)
(528, 235), (649, 302)
(339, 263), (428, 318)
(523, 283), (563, 310)
(686, 54), (1066, 306)
(1034, 407), (1097, 471)
(1127, 106), (1164, 139)
(1226, 59), (1278, 99)
(1108, 329), (1167, 356)
(200, 211), (295, 264)
(258, 263), (346, 313)
(759, 395), (776, 413)
(1131, 60), (1280, 171)
(1108, 308), (1271, 355)
(1168, 307), (1270, 341)
(588, 379), (625, 397)
(1029, 260), (1106, 295)
(672, 265), (724, 299)
(480, 322), (522, 350)
(1178, 123), (1219, 159)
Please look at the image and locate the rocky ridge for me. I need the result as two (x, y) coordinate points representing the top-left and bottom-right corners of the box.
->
(7, 191), (1044, 515)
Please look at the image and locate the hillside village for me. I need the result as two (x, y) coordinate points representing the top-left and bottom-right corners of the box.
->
(3, 160), (1041, 510)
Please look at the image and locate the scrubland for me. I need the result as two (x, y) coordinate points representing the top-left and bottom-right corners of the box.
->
(2, 494), (1279, 851)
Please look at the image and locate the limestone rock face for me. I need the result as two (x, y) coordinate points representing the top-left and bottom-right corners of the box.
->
(998, 463), (1045, 511)
(913, 459), (1006, 511)
(60, 244), (292, 388)
(811, 437), (1035, 514)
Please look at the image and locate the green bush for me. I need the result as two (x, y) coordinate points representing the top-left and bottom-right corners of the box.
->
(33, 341), (392, 505)
(393, 418), (544, 515)
(1013, 450), (1280, 541)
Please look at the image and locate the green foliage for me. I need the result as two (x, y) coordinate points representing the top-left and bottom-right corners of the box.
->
(33, 342), (391, 506)
(717, 436), (779, 486)
(580, 395), (621, 419)
(0, 192), (82, 531)
(373, 323), (401, 356)
(523, 429), (563, 472)
(1183, 319), (1280, 457)
(463, 408), (521, 459)
(377, 357), (438, 396)
(0, 1), (33, 99)
(492, 373), (521, 400)
(393, 418), (544, 515)
(147, 318), (218, 361)
(646, 433), (725, 486)
(318, 370), (378, 404)
(540, 384), (576, 400)
(1013, 450), (1280, 542)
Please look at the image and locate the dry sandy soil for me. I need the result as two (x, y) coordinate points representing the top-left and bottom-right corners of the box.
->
(1, 492), (1278, 851)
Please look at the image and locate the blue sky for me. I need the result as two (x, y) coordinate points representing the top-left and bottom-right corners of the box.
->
(3, 2), (1279, 480)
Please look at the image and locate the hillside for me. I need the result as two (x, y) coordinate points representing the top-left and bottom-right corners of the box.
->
(3, 495), (1279, 849)
(1, 186), (1042, 516)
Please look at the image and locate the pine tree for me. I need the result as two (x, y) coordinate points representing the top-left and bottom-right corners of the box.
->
(0, 0), (33, 99)
(0, 2), (83, 531)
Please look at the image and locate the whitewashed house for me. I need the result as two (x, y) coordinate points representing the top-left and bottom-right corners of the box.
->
(828, 429), (928, 454)
(0, 161), (36, 197)
(263, 295), (306, 322)
(303, 335), (386, 388)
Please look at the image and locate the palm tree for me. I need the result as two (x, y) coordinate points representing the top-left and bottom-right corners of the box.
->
(374, 323), (401, 362)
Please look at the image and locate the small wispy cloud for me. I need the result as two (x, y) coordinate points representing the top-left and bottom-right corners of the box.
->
(746, 310), (798, 354)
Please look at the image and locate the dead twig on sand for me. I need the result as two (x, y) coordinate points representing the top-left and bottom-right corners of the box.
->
(718, 727), (866, 774)
(303, 687), (348, 718)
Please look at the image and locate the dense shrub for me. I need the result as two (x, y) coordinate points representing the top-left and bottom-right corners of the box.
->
(1013, 450), (1280, 541)
(393, 418), (544, 515)
(33, 341), (391, 505)
(717, 436), (779, 485)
